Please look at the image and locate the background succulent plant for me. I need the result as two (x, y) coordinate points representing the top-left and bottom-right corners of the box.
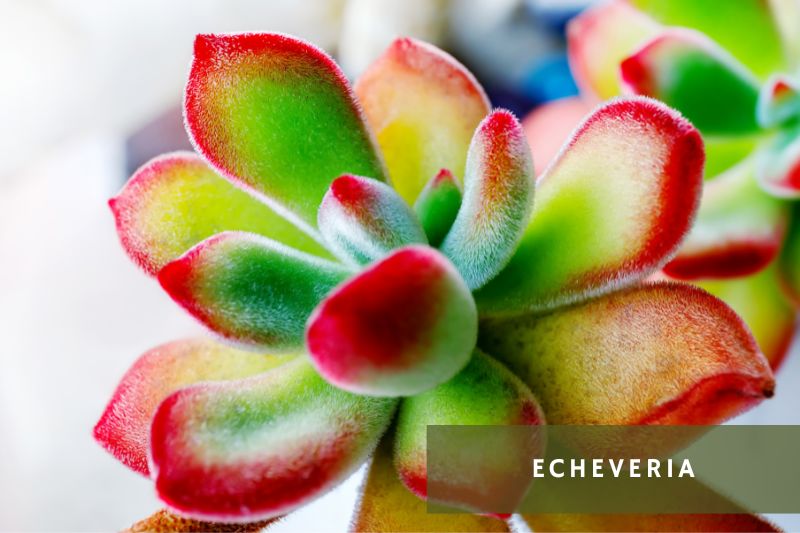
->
(525, 0), (800, 372)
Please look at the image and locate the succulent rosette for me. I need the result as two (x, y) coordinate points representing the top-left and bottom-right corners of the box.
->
(524, 0), (800, 370)
(97, 33), (777, 531)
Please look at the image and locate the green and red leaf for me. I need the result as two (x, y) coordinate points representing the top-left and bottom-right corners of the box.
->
(355, 37), (491, 203)
(476, 98), (704, 315)
(629, 0), (786, 80)
(158, 232), (350, 351)
(150, 358), (396, 522)
(413, 169), (462, 247)
(94, 338), (292, 476)
(110, 152), (330, 275)
(306, 246), (477, 396)
(318, 174), (427, 266)
(185, 33), (386, 231)
(621, 29), (761, 135)
(480, 283), (774, 425)
(441, 110), (535, 290)
(394, 350), (543, 508)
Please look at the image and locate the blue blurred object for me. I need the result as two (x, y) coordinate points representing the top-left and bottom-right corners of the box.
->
(447, 0), (589, 116)
(523, 0), (591, 32)
(520, 54), (579, 104)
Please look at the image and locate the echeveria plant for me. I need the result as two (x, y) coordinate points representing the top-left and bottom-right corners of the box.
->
(524, 0), (800, 370)
(97, 33), (776, 531)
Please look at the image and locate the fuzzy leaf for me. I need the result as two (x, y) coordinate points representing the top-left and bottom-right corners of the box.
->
(306, 246), (477, 396)
(185, 33), (386, 231)
(441, 110), (535, 290)
(476, 98), (704, 315)
(480, 283), (774, 425)
(158, 232), (350, 351)
(318, 174), (427, 266)
(413, 169), (462, 247)
(351, 437), (510, 533)
(621, 29), (761, 135)
(566, 0), (661, 100)
(697, 265), (796, 371)
(664, 157), (788, 279)
(110, 152), (330, 275)
(394, 351), (543, 507)
(355, 37), (490, 203)
(94, 338), (292, 476)
(150, 358), (396, 522)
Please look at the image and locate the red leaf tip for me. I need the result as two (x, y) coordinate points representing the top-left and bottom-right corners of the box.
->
(433, 168), (456, 185)
(481, 108), (522, 136)
(157, 253), (197, 309)
(620, 53), (652, 94)
(329, 174), (372, 206)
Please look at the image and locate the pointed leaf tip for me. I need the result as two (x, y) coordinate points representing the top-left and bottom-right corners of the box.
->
(306, 246), (477, 397)
(158, 231), (350, 351)
(318, 174), (427, 265)
(442, 109), (535, 290)
(185, 32), (386, 230)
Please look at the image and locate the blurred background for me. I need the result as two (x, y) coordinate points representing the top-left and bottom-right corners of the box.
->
(1, 0), (798, 531)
